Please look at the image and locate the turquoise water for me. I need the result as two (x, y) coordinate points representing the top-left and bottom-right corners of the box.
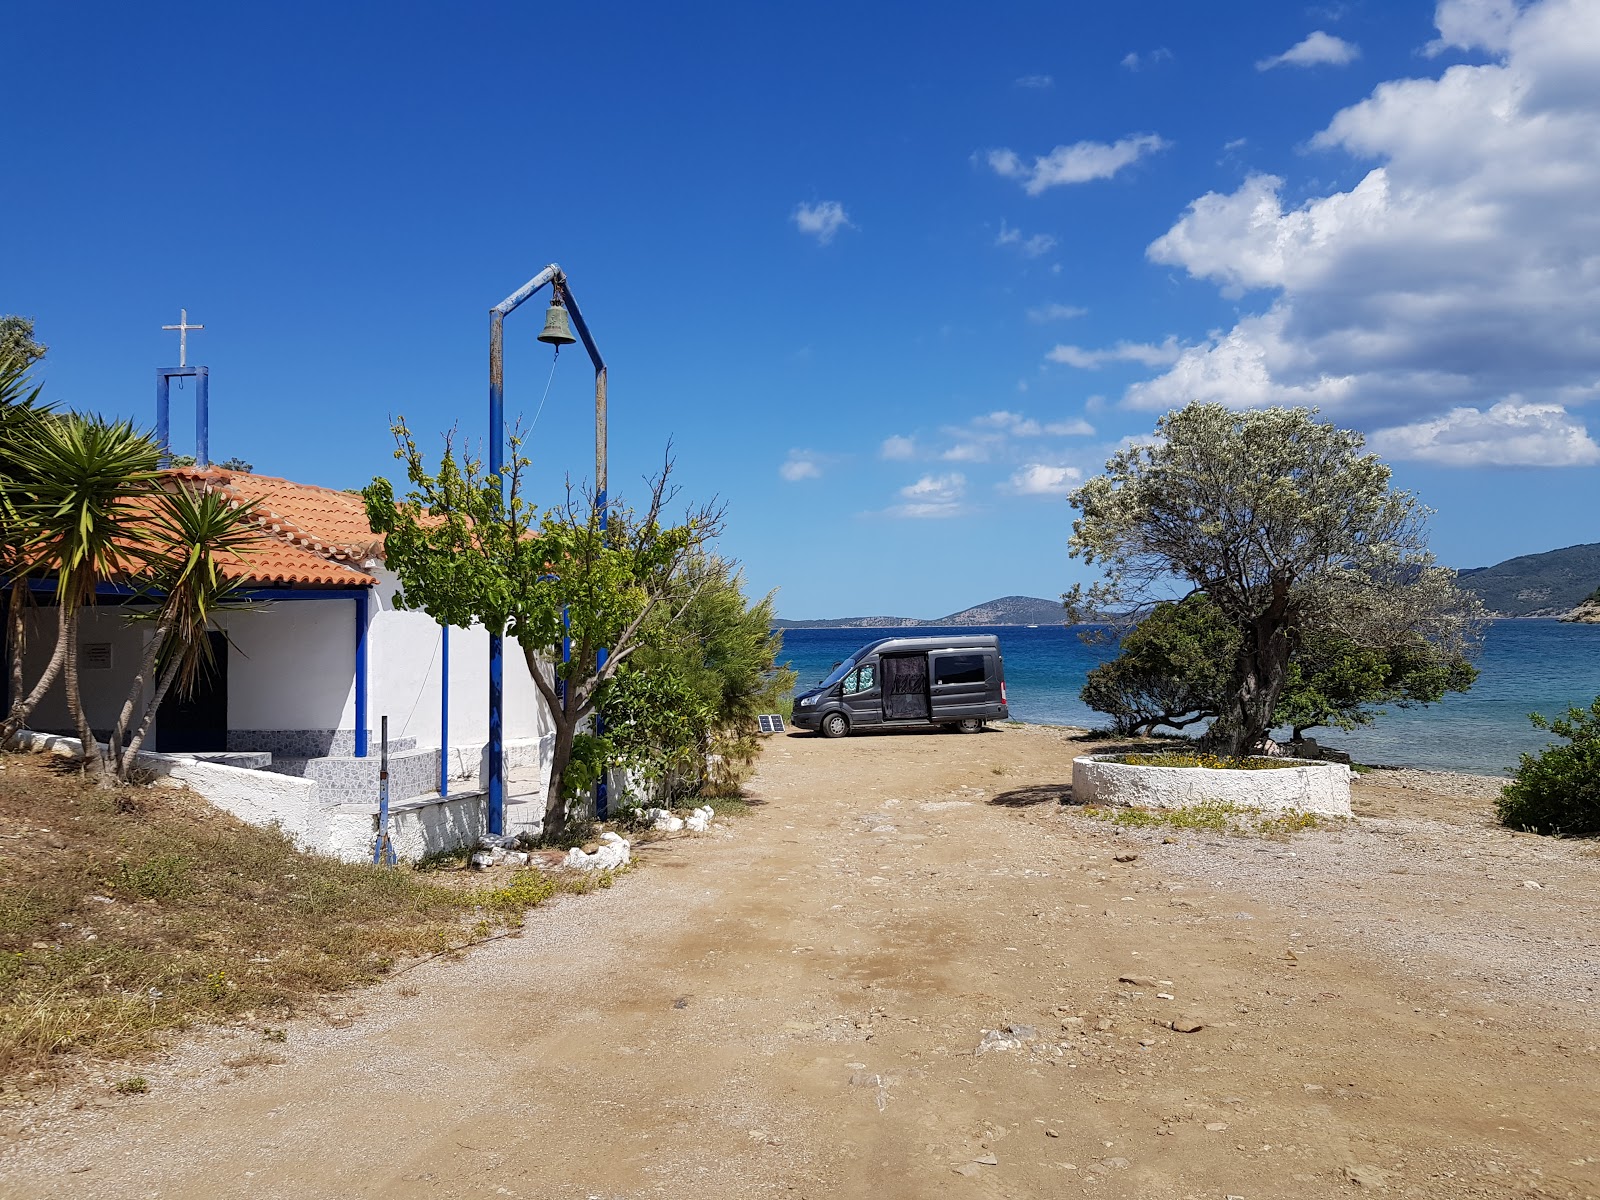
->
(776, 620), (1600, 776)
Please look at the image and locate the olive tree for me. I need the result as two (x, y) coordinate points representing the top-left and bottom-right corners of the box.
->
(1066, 404), (1482, 755)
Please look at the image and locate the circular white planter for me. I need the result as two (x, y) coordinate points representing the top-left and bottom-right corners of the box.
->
(1071, 753), (1352, 817)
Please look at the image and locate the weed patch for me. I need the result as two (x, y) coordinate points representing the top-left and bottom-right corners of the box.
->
(0, 750), (595, 1083)
(1083, 800), (1327, 837)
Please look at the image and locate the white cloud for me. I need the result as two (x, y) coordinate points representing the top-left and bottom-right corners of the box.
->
(1256, 31), (1361, 70)
(1127, 0), (1600, 457)
(1004, 463), (1083, 496)
(880, 434), (917, 460)
(1028, 302), (1088, 322)
(987, 134), (1170, 196)
(792, 200), (853, 245)
(996, 220), (1057, 257)
(889, 473), (967, 518)
(779, 451), (823, 482)
(1014, 73), (1054, 89)
(1047, 337), (1184, 369)
(1044, 418), (1096, 436)
(1121, 47), (1173, 71)
(1369, 399), (1600, 466)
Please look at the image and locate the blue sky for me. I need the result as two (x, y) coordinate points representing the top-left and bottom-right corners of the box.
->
(9, 1), (1599, 618)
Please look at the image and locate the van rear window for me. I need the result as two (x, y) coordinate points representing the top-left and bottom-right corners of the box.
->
(933, 654), (986, 685)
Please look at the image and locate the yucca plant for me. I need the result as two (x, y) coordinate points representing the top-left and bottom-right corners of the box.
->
(1, 414), (162, 773)
(112, 483), (261, 778)
(0, 353), (53, 742)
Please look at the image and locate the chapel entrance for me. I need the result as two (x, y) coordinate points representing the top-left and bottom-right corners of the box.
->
(156, 631), (228, 752)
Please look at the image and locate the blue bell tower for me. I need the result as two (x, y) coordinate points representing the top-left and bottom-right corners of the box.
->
(156, 308), (209, 466)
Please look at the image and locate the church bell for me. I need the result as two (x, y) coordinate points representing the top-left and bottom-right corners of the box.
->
(537, 296), (578, 347)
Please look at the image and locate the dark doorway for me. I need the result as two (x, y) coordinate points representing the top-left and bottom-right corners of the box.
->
(881, 654), (930, 721)
(156, 632), (228, 752)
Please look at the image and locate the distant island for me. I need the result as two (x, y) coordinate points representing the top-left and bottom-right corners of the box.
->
(773, 595), (1068, 629)
(775, 544), (1600, 629)
(1457, 542), (1600, 618)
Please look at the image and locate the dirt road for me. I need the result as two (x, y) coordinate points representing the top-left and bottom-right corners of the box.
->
(4, 725), (1599, 1199)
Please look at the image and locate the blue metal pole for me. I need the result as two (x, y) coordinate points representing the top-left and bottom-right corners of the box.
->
(194, 367), (210, 467)
(374, 715), (392, 865)
(487, 309), (505, 835)
(439, 623), (450, 798)
(155, 371), (171, 460)
(354, 592), (369, 758)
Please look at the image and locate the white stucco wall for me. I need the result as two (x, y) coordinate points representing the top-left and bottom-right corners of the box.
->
(1071, 754), (1353, 817)
(366, 568), (553, 752)
(16, 607), (153, 734)
(216, 600), (356, 732)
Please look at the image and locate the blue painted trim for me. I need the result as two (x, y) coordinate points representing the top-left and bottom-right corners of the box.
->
(488, 631), (503, 834)
(25, 579), (371, 603)
(354, 591), (369, 758)
(155, 365), (208, 466)
(195, 368), (209, 467)
(439, 623), (450, 798)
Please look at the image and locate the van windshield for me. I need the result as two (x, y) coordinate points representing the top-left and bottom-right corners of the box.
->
(818, 656), (860, 689)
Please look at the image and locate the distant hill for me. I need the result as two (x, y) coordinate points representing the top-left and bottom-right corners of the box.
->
(773, 594), (1065, 629)
(1457, 542), (1600, 617)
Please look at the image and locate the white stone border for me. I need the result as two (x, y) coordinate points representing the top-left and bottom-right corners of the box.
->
(1071, 753), (1352, 817)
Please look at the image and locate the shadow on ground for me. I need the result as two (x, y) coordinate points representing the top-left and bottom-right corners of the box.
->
(988, 782), (1075, 808)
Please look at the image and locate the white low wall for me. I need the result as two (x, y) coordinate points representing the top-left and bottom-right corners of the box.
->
(1071, 753), (1352, 817)
(11, 732), (550, 864)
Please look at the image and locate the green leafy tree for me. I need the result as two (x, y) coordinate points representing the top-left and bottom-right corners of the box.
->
(1079, 594), (1235, 736)
(1496, 698), (1600, 836)
(1066, 403), (1483, 755)
(365, 422), (724, 839)
(0, 317), (46, 372)
(614, 556), (795, 797)
(1080, 578), (1477, 741)
(1276, 629), (1475, 741)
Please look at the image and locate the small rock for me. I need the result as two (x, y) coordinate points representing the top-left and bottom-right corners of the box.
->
(1162, 836), (1177, 844)
(1045, 1129), (1060, 1138)
(1118, 975), (1159, 988)
(1094, 1017), (1113, 1032)
(43, 833), (67, 849)
(580, 842), (601, 855)
(1341, 1164), (1393, 1188)
(1205, 1122), (1228, 1132)
(972, 1154), (998, 1166)
(1522, 880), (1542, 890)
(1168, 1017), (1204, 1033)
(1113, 852), (1138, 863)
(1156, 992), (1175, 1000)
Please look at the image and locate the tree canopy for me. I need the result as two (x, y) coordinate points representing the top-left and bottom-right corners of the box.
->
(1067, 403), (1483, 754)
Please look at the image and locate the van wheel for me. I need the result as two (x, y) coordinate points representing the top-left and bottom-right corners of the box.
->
(820, 713), (850, 739)
(957, 718), (984, 734)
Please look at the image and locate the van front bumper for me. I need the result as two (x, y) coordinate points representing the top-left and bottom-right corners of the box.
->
(790, 707), (820, 730)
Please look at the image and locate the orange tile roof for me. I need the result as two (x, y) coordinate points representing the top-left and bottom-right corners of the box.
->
(168, 466), (379, 589)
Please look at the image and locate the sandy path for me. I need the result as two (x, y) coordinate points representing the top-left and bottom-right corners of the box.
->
(3, 725), (1598, 1199)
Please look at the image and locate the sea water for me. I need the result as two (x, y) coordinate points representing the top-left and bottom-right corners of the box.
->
(776, 619), (1600, 777)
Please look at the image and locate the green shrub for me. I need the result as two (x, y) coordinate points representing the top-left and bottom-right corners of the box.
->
(1496, 697), (1600, 836)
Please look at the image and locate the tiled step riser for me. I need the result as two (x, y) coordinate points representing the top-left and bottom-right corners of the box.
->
(226, 730), (417, 757)
(262, 749), (443, 808)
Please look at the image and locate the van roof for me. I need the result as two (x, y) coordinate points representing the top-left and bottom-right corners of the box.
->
(855, 634), (1001, 656)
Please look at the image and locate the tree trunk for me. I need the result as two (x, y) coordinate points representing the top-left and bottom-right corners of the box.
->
(110, 623), (170, 778)
(543, 718), (576, 837)
(0, 590), (70, 745)
(1209, 617), (1292, 756)
(61, 604), (106, 780)
(120, 655), (182, 773)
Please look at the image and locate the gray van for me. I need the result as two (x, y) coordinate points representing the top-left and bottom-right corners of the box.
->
(790, 634), (1008, 738)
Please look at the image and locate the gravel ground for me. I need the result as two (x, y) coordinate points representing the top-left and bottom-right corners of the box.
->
(3, 725), (1598, 1200)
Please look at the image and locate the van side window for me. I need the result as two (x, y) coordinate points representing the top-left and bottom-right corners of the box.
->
(933, 654), (985, 685)
(842, 663), (876, 695)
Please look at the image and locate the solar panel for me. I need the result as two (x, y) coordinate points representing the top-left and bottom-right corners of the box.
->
(758, 714), (786, 733)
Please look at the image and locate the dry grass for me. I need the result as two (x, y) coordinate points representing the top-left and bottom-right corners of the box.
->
(0, 749), (593, 1086)
(1081, 799), (1329, 837)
